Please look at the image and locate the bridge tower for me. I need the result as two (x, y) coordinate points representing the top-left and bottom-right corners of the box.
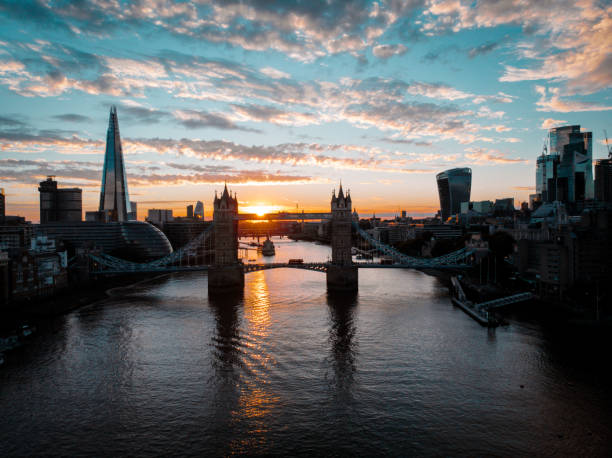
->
(327, 184), (358, 291)
(209, 184), (244, 292)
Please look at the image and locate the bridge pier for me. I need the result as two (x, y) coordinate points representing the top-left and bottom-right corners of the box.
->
(208, 264), (244, 292)
(327, 184), (358, 291)
(326, 264), (358, 291)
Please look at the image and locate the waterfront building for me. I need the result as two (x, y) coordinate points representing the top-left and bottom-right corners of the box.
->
(99, 106), (131, 222)
(146, 209), (174, 226)
(38, 176), (82, 223)
(194, 201), (204, 220)
(36, 221), (172, 261)
(594, 158), (612, 203)
(436, 168), (472, 221)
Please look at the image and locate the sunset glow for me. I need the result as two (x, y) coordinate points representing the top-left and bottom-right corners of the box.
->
(240, 205), (286, 217)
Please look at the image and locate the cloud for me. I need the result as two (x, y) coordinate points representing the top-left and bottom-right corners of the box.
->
(468, 41), (499, 58)
(464, 147), (528, 164)
(173, 109), (262, 132)
(1, 0), (423, 61)
(0, 157), (320, 188)
(260, 67), (290, 79)
(372, 44), (408, 59)
(535, 86), (612, 112)
(52, 113), (93, 123)
(512, 186), (535, 191)
(422, 0), (612, 95)
(541, 118), (568, 129)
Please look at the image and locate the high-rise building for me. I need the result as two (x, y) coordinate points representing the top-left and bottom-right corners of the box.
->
(0, 188), (5, 224)
(99, 106), (131, 222)
(436, 168), (471, 221)
(595, 158), (612, 203)
(536, 125), (594, 205)
(186, 204), (194, 219)
(550, 125), (593, 202)
(38, 177), (82, 223)
(194, 201), (204, 220)
(536, 152), (560, 202)
(128, 201), (137, 221)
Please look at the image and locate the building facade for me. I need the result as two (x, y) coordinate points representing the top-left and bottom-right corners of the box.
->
(594, 158), (612, 203)
(38, 177), (82, 223)
(436, 168), (472, 221)
(99, 106), (132, 222)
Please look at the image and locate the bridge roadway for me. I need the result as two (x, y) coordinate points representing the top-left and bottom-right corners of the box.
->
(92, 261), (469, 275)
(236, 212), (331, 221)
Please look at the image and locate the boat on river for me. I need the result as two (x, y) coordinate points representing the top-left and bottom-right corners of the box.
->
(262, 237), (275, 256)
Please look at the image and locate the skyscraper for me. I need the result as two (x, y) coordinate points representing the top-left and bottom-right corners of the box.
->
(436, 168), (471, 221)
(549, 125), (593, 202)
(99, 106), (131, 222)
(194, 201), (204, 220)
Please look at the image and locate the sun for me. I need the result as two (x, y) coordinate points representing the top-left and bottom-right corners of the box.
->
(241, 204), (283, 217)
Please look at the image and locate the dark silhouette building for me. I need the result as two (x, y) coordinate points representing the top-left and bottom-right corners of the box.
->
(595, 158), (612, 203)
(38, 177), (82, 223)
(436, 168), (471, 221)
(0, 188), (5, 224)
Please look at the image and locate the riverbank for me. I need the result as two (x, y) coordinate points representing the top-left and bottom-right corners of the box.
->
(0, 274), (154, 334)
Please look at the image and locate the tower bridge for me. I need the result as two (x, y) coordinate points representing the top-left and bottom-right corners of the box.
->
(86, 184), (473, 292)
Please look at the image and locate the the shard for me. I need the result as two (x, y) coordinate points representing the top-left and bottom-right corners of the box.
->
(99, 106), (131, 222)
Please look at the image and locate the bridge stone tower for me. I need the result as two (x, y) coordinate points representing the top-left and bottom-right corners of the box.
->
(327, 184), (358, 291)
(209, 185), (244, 292)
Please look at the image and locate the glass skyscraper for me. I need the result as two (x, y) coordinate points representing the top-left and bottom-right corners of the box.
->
(436, 168), (472, 221)
(537, 125), (593, 204)
(99, 106), (131, 222)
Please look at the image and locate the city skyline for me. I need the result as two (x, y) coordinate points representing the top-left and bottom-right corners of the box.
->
(1, 1), (611, 222)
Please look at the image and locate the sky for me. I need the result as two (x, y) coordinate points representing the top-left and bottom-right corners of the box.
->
(0, 0), (611, 222)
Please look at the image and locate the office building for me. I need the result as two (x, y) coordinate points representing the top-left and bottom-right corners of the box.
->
(38, 177), (82, 223)
(186, 205), (194, 219)
(595, 158), (612, 203)
(536, 152), (560, 202)
(128, 201), (137, 221)
(436, 168), (471, 221)
(146, 209), (174, 226)
(194, 201), (204, 220)
(550, 126), (593, 203)
(99, 106), (131, 222)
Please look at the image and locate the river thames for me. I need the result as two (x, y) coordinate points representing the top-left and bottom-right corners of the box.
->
(1, 238), (611, 456)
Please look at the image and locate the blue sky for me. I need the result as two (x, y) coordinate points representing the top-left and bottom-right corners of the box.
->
(1, 0), (610, 221)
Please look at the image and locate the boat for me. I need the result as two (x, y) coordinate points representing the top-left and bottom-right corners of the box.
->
(262, 237), (275, 256)
(288, 258), (304, 265)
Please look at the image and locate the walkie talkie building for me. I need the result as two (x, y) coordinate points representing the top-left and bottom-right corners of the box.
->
(436, 168), (472, 221)
(99, 106), (131, 222)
